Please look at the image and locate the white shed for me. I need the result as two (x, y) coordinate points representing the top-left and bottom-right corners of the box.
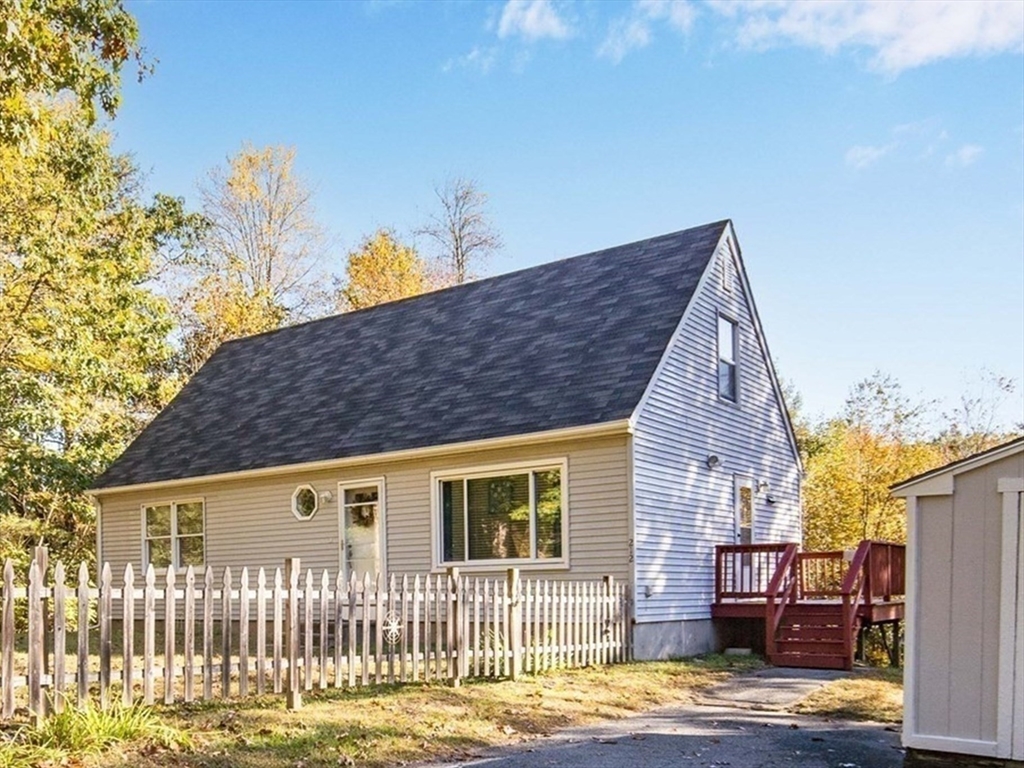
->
(892, 437), (1024, 765)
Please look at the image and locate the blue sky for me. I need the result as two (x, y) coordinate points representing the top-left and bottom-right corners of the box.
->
(115, 0), (1024, 430)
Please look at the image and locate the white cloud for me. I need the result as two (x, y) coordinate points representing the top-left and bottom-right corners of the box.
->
(599, 0), (696, 63)
(442, 45), (499, 74)
(498, 0), (572, 42)
(713, 0), (1024, 75)
(845, 143), (894, 169)
(946, 144), (984, 168)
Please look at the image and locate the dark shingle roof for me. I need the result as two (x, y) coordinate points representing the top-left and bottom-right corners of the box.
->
(93, 220), (728, 489)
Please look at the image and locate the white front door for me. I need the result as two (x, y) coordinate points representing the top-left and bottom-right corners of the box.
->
(734, 475), (754, 545)
(340, 480), (384, 581)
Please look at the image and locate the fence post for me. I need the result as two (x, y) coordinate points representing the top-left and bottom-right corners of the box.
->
(28, 558), (44, 725)
(603, 575), (614, 665)
(507, 568), (521, 681)
(2, 560), (14, 720)
(34, 547), (48, 681)
(285, 558), (301, 710)
(447, 567), (461, 687)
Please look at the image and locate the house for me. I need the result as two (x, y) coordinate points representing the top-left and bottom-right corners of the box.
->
(89, 219), (803, 659)
(892, 437), (1024, 766)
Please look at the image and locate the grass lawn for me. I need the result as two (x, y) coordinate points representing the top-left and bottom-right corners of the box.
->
(2, 658), (906, 767)
(2, 655), (764, 768)
(792, 666), (903, 723)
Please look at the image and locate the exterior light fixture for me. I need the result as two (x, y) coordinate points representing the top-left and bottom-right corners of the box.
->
(706, 454), (721, 469)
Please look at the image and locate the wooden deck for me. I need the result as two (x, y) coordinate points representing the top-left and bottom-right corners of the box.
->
(712, 540), (906, 670)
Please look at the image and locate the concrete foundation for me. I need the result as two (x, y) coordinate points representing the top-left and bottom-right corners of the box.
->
(632, 619), (717, 659)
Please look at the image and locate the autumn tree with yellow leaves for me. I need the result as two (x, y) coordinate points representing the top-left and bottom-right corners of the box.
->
(337, 229), (432, 312)
(170, 144), (331, 374)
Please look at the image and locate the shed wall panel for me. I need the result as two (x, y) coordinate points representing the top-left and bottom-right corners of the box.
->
(916, 495), (954, 737)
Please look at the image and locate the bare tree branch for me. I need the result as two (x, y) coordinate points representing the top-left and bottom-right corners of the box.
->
(417, 176), (502, 284)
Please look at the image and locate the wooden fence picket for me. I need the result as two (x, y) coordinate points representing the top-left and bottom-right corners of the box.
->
(303, 569), (313, 692)
(256, 568), (267, 695)
(122, 564), (135, 706)
(222, 566), (233, 699)
(184, 566), (196, 702)
(337, 573), (350, 692)
(203, 567), (214, 700)
(99, 564), (112, 711)
(144, 565), (155, 704)
(76, 563), (88, 707)
(411, 574), (421, 682)
(319, 570), (329, 690)
(239, 567), (250, 698)
(2, 560), (14, 719)
(165, 566), (177, 704)
(347, 572), (358, 688)
(374, 574), (384, 685)
(52, 563), (66, 713)
(360, 573), (371, 686)
(27, 559), (43, 724)
(272, 568), (282, 694)
(399, 574), (409, 683)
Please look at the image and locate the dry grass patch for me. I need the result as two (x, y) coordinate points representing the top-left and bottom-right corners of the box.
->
(792, 667), (903, 723)
(89, 654), (763, 768)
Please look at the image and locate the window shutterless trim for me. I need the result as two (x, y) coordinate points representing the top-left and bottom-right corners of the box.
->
(717, 312), (739, 403)
(430, 458), (569, 571)
(140, 498), (206, 571)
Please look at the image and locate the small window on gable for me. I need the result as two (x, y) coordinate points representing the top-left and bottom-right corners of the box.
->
(292, 485), (319, 520)
(143, 500), (205, 570)
(721, 246), (733, 294)
(718, 315), (738, 402)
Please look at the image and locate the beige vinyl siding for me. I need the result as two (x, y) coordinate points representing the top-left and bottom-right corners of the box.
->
(912, 452), (1022, 744)
(631, 236), (802, 623)
(96, 435), (630, 585)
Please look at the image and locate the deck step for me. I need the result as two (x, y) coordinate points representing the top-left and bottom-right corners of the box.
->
(769, 652), (849, 670)
(774, 639), (845, 655)
(776, 625), (846, 641)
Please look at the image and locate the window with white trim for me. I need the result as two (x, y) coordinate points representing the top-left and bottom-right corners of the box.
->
(438, 464), (564, 565)
(717, 315), (738, 402)
(143, 500), (205, 569)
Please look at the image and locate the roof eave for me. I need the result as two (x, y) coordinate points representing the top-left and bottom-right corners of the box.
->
(89, 418), (634, 497)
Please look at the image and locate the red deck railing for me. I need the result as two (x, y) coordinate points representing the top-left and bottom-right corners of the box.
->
(714, 539), (906, 668)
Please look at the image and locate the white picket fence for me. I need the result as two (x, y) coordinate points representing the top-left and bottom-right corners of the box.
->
(0, 555), (631, 723)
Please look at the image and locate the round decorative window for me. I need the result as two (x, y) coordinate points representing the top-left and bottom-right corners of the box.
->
(291, 485), (319, 521)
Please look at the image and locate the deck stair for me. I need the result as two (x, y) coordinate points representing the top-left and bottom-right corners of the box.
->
(770, 603), (855, 669)
(712, 539), (905, 671)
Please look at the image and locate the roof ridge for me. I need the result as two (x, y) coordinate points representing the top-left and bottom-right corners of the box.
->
(218, 219), (731, 348)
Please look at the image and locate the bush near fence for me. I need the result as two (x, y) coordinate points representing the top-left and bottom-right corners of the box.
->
(1, 553), (631, 724)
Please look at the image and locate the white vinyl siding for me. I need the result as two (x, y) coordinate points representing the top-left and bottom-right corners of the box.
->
(97, 435), (630, 586)
(631, 235), (802, 623)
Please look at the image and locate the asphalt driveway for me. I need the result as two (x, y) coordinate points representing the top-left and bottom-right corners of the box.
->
(419, 669), (903, 768)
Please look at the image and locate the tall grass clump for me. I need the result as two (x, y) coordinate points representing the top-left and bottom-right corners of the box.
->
(0, 701), (189, 767)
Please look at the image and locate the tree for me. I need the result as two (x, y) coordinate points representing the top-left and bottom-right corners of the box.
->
(0, 106), (190, 565)
(801, 372), (941, 551)
(170, 144), (331, 374)
(0, 0), (146, 145)
(417, 176), (502, 284)
(337, 228), (431, 312)
(935, 370), (1021, 462)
